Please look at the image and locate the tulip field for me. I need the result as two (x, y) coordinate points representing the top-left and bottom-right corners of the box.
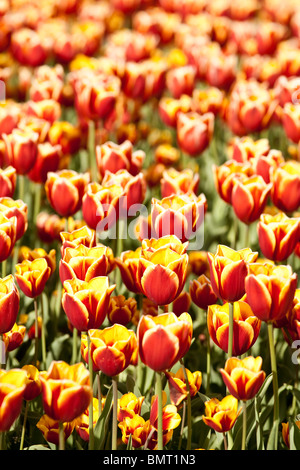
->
(2, 0), (300, 454)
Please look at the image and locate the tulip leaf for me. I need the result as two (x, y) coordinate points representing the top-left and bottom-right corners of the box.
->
(94, 384), (113, 450)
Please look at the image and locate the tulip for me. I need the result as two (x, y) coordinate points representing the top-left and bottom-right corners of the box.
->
(154, 144), (180, 167)
(115, 247), (142, 294)
(160, 167), (199, 198)
(39, 361), (92, 423)
(0, 275), (20, 335)
(2, 128), (38, 175)
(82, 181), (119, 231)
(189, 274), (218, 310)
(0, 166), (16, 198)
(107, 295), (138, 326)
(253, 149), (285, 184)
(137, 312), (193, 372)
(45, 170), (90, 218)
(82, 324), (138, 377)
(282, 102), (300, 143)
(11, 28), (48, 67)
(202, 395), (239, 434)
(245, 263), (297, 324)
(220, 356), (266, 401)
(117, 392), (145, 422)
(192, 86), (224, 116)
(96, 140), (145, 178)
(27, 142), (62, 184)
(149, 393), (181, 448)
(0, 213), (17, 263)
(257, 211), (300, 262)
(207, 245), (258, 303)
(207, 301), (261, 356)
(270, 161), (300, 213)
(0, 197), (28, 241)
(230, 136), (270, 164)
(165, 368), (202, 406)
(25, 99), (62, 125)
(59, 244), (113, 284)
(22, 364), (42, 401)
(48, 121), (81, 155)
(60, 225), (96, 256)
(176, 111), (214, 157)
(158, 95), (192, 128)
(3, 323), (26, 352)
(137, 236), (189, 306)
(150, 193), (207, 242)
(15, 258), (51, 298)
(18, 246), (57, 275)
(166, 65), (197, 99)
(213, 160), (254, 205)
(36, 414), (75, 446)
(75, 397), (101, 442)
(172, 291), (191, 317)
(118, 415), (151, 449)
(0, 368), (27, 432)
(62, 276), (115, 332)
(231, 175), (272, 225)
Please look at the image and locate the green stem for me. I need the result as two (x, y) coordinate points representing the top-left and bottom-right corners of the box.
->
(87, 333), (94, 450)
(112, 375), (119, 451)
(205, 310), (211, 395)
(59, 421), (65, 450)
(20, 400), (29, 450)
(228, 302), (234, 358)
(155, 371), (163, 451)
(1, 259), (6, 278)
(88, 120), (97, 182)
(181, 361), (192, 450)
(40, 294), (46, 369)
(34, 298), (39, 367)
(267, 322), (279, 449)
(71, 328), (78, 365)
(241, 401), (247, 450)
(0, 431), (5, 450)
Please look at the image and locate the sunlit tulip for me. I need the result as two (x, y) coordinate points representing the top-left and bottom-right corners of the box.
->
(158, 95), (192, 128)
(165, 367), (202, 406)
(137, 312), (193, 372)
(231, 175), (272, 225)
(118, 414), (151, 449)
(48, 121), (81, 155)
(137, 236), (189, 306)
(115, 247), (142, 294)
(213, 160), (254, 205)
(0, 212), (16, 262)
(0, 197), (28, 241)
(160, 167), (199, 198)
(15, 258), (51, 298)
(176, 111), (214, 157)
(60, 225), (96, 256)
(188, 250), (210, 277)
(59, 244), (113, 284)
(3, 128), (38, 175)
(270, 161), (300, 213)
(149, 393), (181, 449)
(107, 295), (138, 326)
(253, 149), (285, 184)
(11, 28), (48, 67)
(202, 395), (239, 433)
(96, 140), (145, 178)
(207, 245), (258, 303)
(117, 392), (145, 422)
(82, 324), (138, 377)
(3, 323), (26, 352)
(22, 364), (42, 401)
(45, 169), (90, 217)
(172, 291), (191, 317)
(0, 166), (16, 198)
(257, 212), (300, 262)
(189, 274), (218, 310)
(166, 65), (196, 99)
(220, 356), (266, 401)
(245, 263), (297, 324)
(205, 53), (237, 91)
(0, 368), (27, 431)
(192, 86), (224, 116)
(27, 142), (62, 184)
(39, 361), (92, 422)
(0, 275), (20, 335)
(229, 136), (270, 164)
(282, 103), (300, 144)
(18, 246), (56, 275)
(207, 301), (261, 356)
(37, 414), (75, 446)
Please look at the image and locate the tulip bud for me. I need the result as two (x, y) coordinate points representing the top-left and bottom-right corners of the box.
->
(15, 258), (51, 298)
(0, 275), (20, 335)
(3, 129), (38, 175)
(176, 111), (214, 157)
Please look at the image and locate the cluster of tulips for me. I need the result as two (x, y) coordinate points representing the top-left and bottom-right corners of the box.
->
(2, 0), (300, 453)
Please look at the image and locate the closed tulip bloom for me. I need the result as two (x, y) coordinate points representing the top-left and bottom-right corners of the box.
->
(189, 274), (218, 310)
(0, 213), (17, 262)
(207, 301), (261, 356)
(15, 258), (51, 298)
(270, 161), (300, 213)
(150, 193), (207, 242)
(62, 276), (115, 332)
(160, 167), (199, 198)
(137, 236), (189, 306)
(107, 295), (138, 326)
(27, 142), (62, 184)
(45, 170), (90, 217)
(37, 414), (75, 446)
(0, 368), (27, 431)
(48, 121), (81, 155)
(18, 246), (57, 275)
(59, 244), (113, 284)
(115, 247), (142, 294)
(282, 102), (300, 144)
(158, 95), (192, 128)
(2, 129), (38, 175)
(220, 356), (266, 401)
(245, 263), (297, 324)
(96, 140), (145, 178)
(83, 324), (138, 377)
(22, 364), (42, 401)
(202, 395), (239, 433)
(253, 149), (284, 184)
(137, 312), (193, 372)
(119, 415), (151, 449)
(0, 166), (16, 198)
(176, 111), (214, 157)
(118, 392), (145, 422)
(258, 212), (300, 262)
(0, 275), (20, 335)
(231, 175), (272, 225)
(165, 367), (202, 406)
(82, 181), (120, 231)
(0, 197), (28, 241)
(207, 245), (258, 303)
(166, 65), (197, 99)
(3, 323), (26, 353)
(39, 361), (92, 422)
(213, 160), (254, 205)
(229, 136), (270, 164)
(60, 225), (96, 256)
